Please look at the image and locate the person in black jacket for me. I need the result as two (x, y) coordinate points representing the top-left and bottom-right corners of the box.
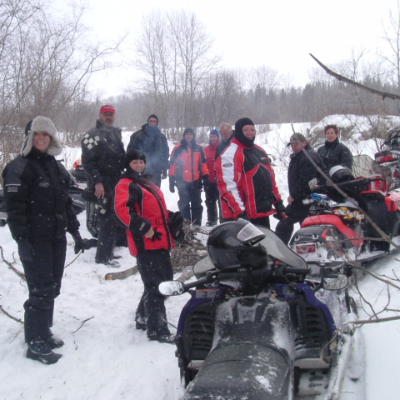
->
(317, 124), (353, 172)
(2, 116), (87, 364)
(81, 105), (125, 267)
(126, 114), (169, 188)
(275, 133), (326, 244)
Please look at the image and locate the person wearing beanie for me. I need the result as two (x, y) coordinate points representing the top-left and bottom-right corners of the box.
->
(2, 116), (88, 364)
(203, 129), (221, 226)
(81, 105), (125, 268)
(127, 114), (169, 188)
(114, 149), (183, 344)
(169, 128), (209, 226)
(215, 117), (283, 228)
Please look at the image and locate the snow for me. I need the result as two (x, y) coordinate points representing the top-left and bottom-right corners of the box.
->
(1, 119), (400, 399)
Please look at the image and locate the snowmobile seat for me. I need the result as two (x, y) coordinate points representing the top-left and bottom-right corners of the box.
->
(302, 215), (364, 248)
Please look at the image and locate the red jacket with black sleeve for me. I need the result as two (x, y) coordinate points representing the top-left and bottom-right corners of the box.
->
(169, 140), (209, 183)
(204, 141), (220, 183)
(114, 171), (175, 256)
(215, 138), (281, 220)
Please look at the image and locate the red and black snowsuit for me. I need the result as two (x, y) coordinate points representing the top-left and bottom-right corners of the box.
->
(204, 140), (220, 224)
(169, 138), (209, 225)
(215, 129), (281, 227)
(114, 169), (174, 339)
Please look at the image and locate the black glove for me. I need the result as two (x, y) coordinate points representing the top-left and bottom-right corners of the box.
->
(274, 200), (286, 214)
(152, 227), (163, 242)
(203, 175), (210, 191)
(237, 211), (249, 221)
(169, 211), (185, 243)
(274, 200), (287, 220)
(169, 177), (175, 193)
(17, 239), (35, 263)
(71, 231), (85, 254)
(162, 170), (168, 180)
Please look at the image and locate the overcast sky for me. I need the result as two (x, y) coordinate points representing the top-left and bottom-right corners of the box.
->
(53, 0), (400, 97)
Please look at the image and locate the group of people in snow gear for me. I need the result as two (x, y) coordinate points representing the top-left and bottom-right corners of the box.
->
(1, 103), (355, 364)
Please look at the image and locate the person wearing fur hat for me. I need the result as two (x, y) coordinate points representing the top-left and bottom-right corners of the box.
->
(169, 128), (209, 226)
(81, 105), (125, 267)
(215, 117), (284, 228)
(114, 149), (183, 343)
(2, 116), (87, 364)
(203, 129), (221, 226)
(127, 114), (169, 188)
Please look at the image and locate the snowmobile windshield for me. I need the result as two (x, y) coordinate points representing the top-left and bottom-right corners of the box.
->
(193, 256), (216, 280)
(257, 227), (308, 270)
(237, 223), (266, 245)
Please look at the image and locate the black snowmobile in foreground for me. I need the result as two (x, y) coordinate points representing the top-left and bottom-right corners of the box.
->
(160, 220), (358, 400)
(290, 166), (400, 274)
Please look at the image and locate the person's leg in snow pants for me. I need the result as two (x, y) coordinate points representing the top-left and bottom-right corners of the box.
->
(136, 249), (173, 339)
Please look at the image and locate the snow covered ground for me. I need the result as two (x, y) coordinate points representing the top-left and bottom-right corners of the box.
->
(1, 120), (400, 399)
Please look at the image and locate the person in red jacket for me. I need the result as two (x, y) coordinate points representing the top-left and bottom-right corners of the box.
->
(114, 149), (178, 344)
(169, 128), (209, 226)
(204, 129), (221, 226)
(215, 117), (285, 228)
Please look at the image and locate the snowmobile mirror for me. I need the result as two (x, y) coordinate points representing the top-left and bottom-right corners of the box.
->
(159, 281), (185, 296)
(322, 273), (347, 290)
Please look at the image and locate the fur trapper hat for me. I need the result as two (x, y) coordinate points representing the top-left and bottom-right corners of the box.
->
(21, 116), (62, 157)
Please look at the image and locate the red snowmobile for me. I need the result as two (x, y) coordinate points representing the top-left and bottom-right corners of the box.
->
(290, 166), (400, 273)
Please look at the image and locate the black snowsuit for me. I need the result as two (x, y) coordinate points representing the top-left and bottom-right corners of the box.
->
(317, 138), (353, 172)
(276, 144), (326, 244)
(127, 124), (169, 188)
(81, 119), (125, 262)
(2, 148), (80, 343)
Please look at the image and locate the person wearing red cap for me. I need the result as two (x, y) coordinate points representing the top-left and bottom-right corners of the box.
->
(81, 105), (125, 267)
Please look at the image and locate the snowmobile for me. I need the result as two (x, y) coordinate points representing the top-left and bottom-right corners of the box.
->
(69, 159), (87, 184)
(290, 166), (400, 273)
(373, 126), (400, 191)
(160, 220), (357, 400)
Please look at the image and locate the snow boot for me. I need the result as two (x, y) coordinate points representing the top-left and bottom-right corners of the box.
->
(206, 220), (218, 227)
(148, 333), (175, 344)
(26, 340), (62, 365)
(96, 258), (121, 268)
(47, 335), (64, 349)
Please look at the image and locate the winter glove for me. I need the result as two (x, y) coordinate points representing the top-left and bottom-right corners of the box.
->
(151, 227), (163, 242)
(162, 170), (168, 180)
(274, 200), (287, 220)
(70, 231), (85, 254)
(17, 239), (35, 263)
(237, 211), (249, 221)
(169, 177), (175, 193)
(203, 175), (210, 191)
(169, 211), (185, 243)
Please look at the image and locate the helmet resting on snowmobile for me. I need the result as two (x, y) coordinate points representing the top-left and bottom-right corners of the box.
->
(329, 165), (355, 184)
(207, 219), (268, 271)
